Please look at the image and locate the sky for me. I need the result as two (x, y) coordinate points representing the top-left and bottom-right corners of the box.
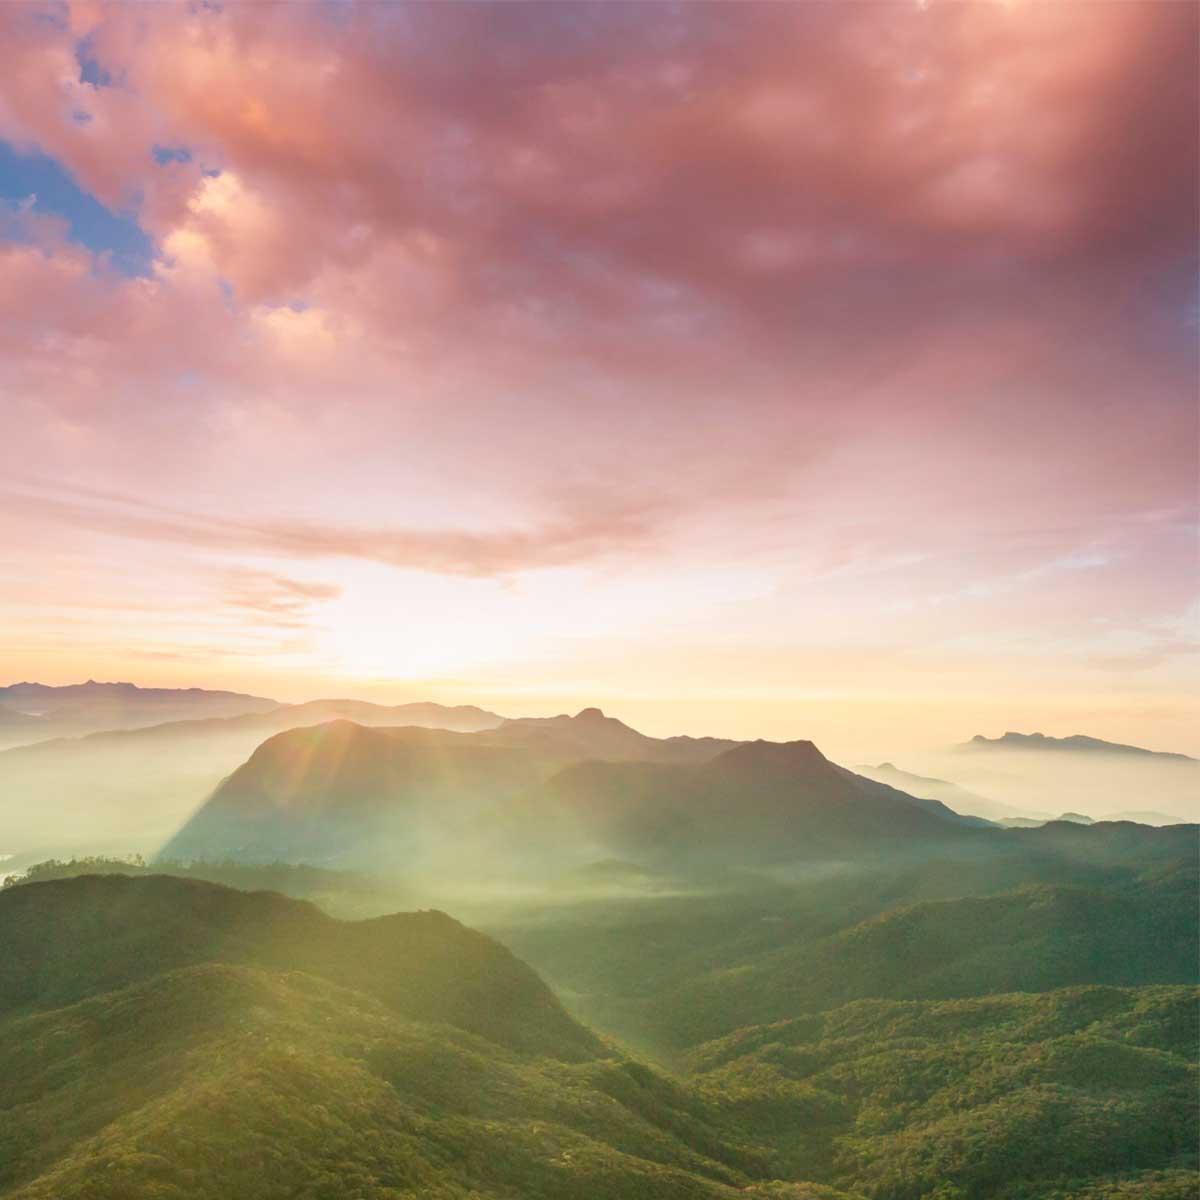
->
(0, 0), (1196, 758)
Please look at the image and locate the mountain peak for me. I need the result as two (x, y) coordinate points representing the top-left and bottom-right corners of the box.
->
(715, 738), (831, 773)
(574, 706), (607, 722)
(967, 731), (1194, 760)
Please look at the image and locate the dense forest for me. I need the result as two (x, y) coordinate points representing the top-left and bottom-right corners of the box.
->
(1, 862), (1195, 1200)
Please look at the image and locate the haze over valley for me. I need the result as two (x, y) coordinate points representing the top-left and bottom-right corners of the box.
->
(2, 680), (1196, 1200)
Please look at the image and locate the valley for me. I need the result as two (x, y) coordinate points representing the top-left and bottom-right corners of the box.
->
(2, 700), (1195, 1200)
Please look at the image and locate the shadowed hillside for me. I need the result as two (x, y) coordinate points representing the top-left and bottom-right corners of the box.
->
(663, 875), (1199, 1045)
(489, 834), (1199, 1054)
(0, 874), (596, 1061)
(163, 724), (984, 872)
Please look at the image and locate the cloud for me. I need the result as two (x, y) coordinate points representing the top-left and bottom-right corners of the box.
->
(0, 1), (1193, 732)
(0, 478), (675, 578)
(221, 572), (342, 629)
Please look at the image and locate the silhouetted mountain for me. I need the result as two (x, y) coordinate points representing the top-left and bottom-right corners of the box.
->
(966, 731), (1196, 761)
(946, 731), (1199, 825)
(165, 724), (984, 872)
(161, 721), (545, 865)
(160, 710), (738, 867)
(274, 697), (502, 732)
(0, 699), (505, 855)
(533, 739), (985, 868)
(1105, 810), (1190, 826)
(497, 706), (737, 764)
(0, 680), (278, 748)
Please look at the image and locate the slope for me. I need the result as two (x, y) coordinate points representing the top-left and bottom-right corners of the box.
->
(645, 866), (1199, 1046)
(0, 873), (595, 1060)
(528, 739), (985, 869)
(163, 727), (981, 873)
(489, 824), (1198, 1054)
(0, 874), (802, 1200)
(687, 986), (1198, 1200)
(0, 699), (504, 856)
(160, 721), (545, 866)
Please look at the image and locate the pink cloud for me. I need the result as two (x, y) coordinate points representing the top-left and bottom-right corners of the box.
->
(0, 1), (1193, 726)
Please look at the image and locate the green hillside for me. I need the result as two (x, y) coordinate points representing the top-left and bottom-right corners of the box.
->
(663, 875), (1198, 1045)
(0, 963), (763, 1200)
(492, 855), (1198, 1052)
(0, 874), (769, 1200)
(0, 874), (596, 1061)
(688, 986), (1199, 1200)
(1, 868), (1196, 1200)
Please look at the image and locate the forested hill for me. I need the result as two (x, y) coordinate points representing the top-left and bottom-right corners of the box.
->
(1, 874), (1194, 1200)
(0, 874), (597, 1061)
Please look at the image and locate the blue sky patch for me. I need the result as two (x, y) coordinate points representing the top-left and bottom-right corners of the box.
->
(76, 36), (114, 88)
(0, 141), (154, 275)
(152, 145), (192, 166)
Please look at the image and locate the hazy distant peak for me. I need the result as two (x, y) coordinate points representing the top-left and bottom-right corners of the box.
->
(966, 731), (1195, 761)
(567, 706), (636, 732)
(500, 707), (644, 740)
(864, 761), (953, 787)
(715, 738), (830, 772)
(1, 680), (274, 702)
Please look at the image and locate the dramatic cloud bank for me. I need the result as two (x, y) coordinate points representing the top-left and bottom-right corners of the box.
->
(0, 1), (1195, 754)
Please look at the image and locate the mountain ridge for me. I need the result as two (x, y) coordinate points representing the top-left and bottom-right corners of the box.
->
(163, 722), (985, 871)
(0, 873), (598, 1060)
(966, 731), (1196, 761)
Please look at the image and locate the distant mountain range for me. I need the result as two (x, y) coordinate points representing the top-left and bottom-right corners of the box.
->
(0, 681), (503, 751)
(4, 683), (1195, 860)
(948, 731), (1199, 824)
(854, 761), (1043, 823)
(0, 697), (507, 854)
(0, 680), (280, 748)
(965, 731), (1197, 761)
